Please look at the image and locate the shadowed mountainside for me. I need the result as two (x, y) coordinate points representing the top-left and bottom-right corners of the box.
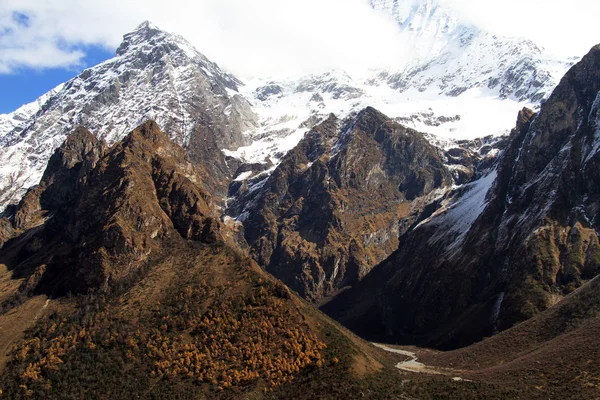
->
(323, 45), (600, 350)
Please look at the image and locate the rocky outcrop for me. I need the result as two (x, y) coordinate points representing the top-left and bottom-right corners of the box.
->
(230, 107), (452, 301)
(323, 45), (600, 349)
(0, 124), (411, 400)
(39, 127), (105, 210)
(1, 120), (221, 296)
(0, 127), (104, 248)
(423, 133), (508, 185)
(0, 218), (14, 248)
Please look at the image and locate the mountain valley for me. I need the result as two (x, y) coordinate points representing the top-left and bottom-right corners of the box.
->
(0, 1), (599, 398)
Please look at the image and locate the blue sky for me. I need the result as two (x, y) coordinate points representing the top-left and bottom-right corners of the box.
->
(0, 46), (114, 113)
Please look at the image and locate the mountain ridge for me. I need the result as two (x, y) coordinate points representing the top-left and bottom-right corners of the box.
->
(370, 0), (575, 102)
(0, 13), (577, 211)
(0, 119), (521, 399)
(0, 14), (598, 399)
(228, 107), (453, 301)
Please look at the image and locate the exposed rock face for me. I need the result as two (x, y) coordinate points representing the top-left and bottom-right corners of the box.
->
(0, 12), (576, 213)
(423, 132), (508, 185)
(0, 127), (104, 247)
(0, 218), (14, 249)
(0, 128), (409, 400)
(322, 45), (600, 349)
(1, 120), (220, 296)
(39, 127), (105, 210)
(230, 107), (452, 301)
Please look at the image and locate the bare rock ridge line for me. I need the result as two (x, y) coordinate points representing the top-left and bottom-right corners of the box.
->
(0, 19), (595, 351)
(0, 117), (461, 399)
(230, 107), (456, 301)
(0, 22), (594, 349)
(0, 39), (598, 399)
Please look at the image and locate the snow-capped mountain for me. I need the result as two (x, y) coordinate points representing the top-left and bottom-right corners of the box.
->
(228, 69), (522, 170)
(0, 21), (257, 209)
(370, 0), (575, 102)
(0, 6), (577, 211)
(0, 83), (65, 137)
(323, 44), (600, 349)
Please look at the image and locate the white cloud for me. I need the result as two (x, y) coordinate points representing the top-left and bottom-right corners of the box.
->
(0, 0), (408, 77)
(161, 0), (412, 78)
(0, 0), (598, 77)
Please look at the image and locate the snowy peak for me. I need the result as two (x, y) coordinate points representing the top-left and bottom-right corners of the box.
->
(370, 0), (575, 102)
(116, 20), (162, 55)
(225, 0), (576, 175)
(0, 16), (578, 213)
(112, 20), (241, 91)
(0, 22), (257, 210)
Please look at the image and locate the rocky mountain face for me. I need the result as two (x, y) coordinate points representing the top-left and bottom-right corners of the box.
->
(0, 126), (104, 249)
(0, 120), (221, 296)
(322, 45), (600, 349)
(0, 15), (598, 400)
(0, 21), (257, 209)
(0, 20), (516, 311)
(222, 1), (575, 183)
(423, 132), (507, 185)
(227, 107), (452, 301)
(370, 0), (575, 102)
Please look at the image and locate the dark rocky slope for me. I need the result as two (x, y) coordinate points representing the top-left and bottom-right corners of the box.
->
(229, 107), (452, 301)
(0, 120), (220, 297)
(323, 44), (600, 349)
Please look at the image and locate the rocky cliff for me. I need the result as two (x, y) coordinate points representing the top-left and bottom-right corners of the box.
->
(0, 121), (505, 400)
(230, 107), (452, 301)
(0, 120), (220, 297)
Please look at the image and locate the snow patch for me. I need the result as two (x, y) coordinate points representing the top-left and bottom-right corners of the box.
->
(425, 169), (497, 247)
(584, 90), (600, 164)
(234, 171), (253, 181)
